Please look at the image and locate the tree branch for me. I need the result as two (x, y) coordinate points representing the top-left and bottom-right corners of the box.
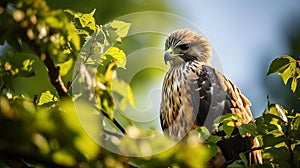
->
(99, 108), (126, 134)
(103, 129), (124, 139)
(224, 147), (263, 166)
(42, 52), (69, 98)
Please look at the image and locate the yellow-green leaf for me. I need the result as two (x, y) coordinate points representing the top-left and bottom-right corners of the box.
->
(103, 47), (126, 69)
(38, 91), (58, 106)
(291, 77), (298, 92)
(65, 9), (96, 31)
(267, 55), (295, 75)
(112, 78), (135, 110)
(223, 120), (235, 136)
(110, 20), (131, 39)
(279, 61), (296, 84)
(52, 150), (76, 166)
(57, 58), (73, 76)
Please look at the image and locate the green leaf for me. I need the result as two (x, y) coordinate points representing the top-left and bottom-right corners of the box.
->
(38, 90), (58, 106)
(267, 55), (295, 75)
(57, 58), (74, 76)
(112, 78), (135, 110)
(109, 20), (131, 40)
(292, 115), (300, 137)
(103, 20), (131, 44)
(262, 134), (286, 147)
(238, 123), (257, 136)
(239, 153), (248, 166)
(293, 68), (300, 97)
(195, 126), (222, 143)
(223, 120), (235, 136)
(280, 61), (296, 84)
(103, 47), (126, 69)
(267, 55), (300, 96)
(45, 16), (63, 29)
(65, 9), (96, 34)
(213, 113), (241, 125)
(206, 143), (219, 159)
(196, 126), (210, 141)
(291, 77), (298, 92)
(268, 103), (288, 123)
(207, 135), (222, 144)
(52, 150), (76, 166)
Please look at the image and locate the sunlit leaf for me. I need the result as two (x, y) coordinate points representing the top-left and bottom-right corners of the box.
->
(112, 78), (135, 110)
(291, 77), (298, 92)
(103, 47), (126, 69)
(268, 103), (288, 123)
(65, 9), (96, 33)
(52, 150), (76, 166)
(214, 113), (241, 125)
(103, 20), (131, 44)
(22, 59), (35, 72)
(280, 61), (296, 84)
(109, 20), (131, 39)
(267, 55), (300, 96)
(45, 16), (63, 29)
(267, 55), (295, 75)
(57, 58), (74, 76)
(38, 90), (58, 106)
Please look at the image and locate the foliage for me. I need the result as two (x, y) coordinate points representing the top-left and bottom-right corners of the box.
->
(0, 0), (209, 167)
(1, 0), (300, 167)
(194, 55), (300, 168)
(267, 55), (300, 97)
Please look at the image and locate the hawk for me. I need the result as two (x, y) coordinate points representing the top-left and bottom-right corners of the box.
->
(160, 29), (262, 167)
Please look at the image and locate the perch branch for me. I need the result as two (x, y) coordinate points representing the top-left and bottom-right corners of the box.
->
(224, 147), (263, 166)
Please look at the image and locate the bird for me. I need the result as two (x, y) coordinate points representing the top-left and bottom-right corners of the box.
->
(160, 29), (262, 167)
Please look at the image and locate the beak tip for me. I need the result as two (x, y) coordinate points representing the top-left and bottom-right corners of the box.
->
(164, 52), (172, 65)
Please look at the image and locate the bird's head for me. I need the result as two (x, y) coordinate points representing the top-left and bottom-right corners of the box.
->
(164, 29), (211, 66)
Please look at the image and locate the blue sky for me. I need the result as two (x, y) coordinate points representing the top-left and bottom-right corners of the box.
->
(169, 1), (300, 117)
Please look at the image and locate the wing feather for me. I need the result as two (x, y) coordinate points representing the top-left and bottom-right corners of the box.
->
(192, 65), (262, 165)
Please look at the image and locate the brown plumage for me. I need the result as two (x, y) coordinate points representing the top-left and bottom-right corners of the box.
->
(160, 29), (262, 167)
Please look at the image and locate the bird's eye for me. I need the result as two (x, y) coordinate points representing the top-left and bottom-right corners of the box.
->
(178, 44), (189, 50)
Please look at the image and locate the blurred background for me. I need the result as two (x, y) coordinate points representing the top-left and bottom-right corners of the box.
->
(2, 1), (300, 166)
(41, 1), (300, 121)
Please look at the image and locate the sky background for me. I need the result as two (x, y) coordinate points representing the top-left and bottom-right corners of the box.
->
(167, 1), (300, 117)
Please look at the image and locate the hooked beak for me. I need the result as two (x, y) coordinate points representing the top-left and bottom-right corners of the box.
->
(164, 48), (173, 65)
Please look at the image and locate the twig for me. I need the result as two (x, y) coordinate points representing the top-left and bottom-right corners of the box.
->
(68, 28), (101, 90)
(42, 52), (69, 98)
(98, 108), (126, 134)
(103, 129), (124, 139)
(224, 147), (263, 166)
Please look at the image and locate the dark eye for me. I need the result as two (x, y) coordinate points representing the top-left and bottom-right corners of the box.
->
(178, 44), (189, 50)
